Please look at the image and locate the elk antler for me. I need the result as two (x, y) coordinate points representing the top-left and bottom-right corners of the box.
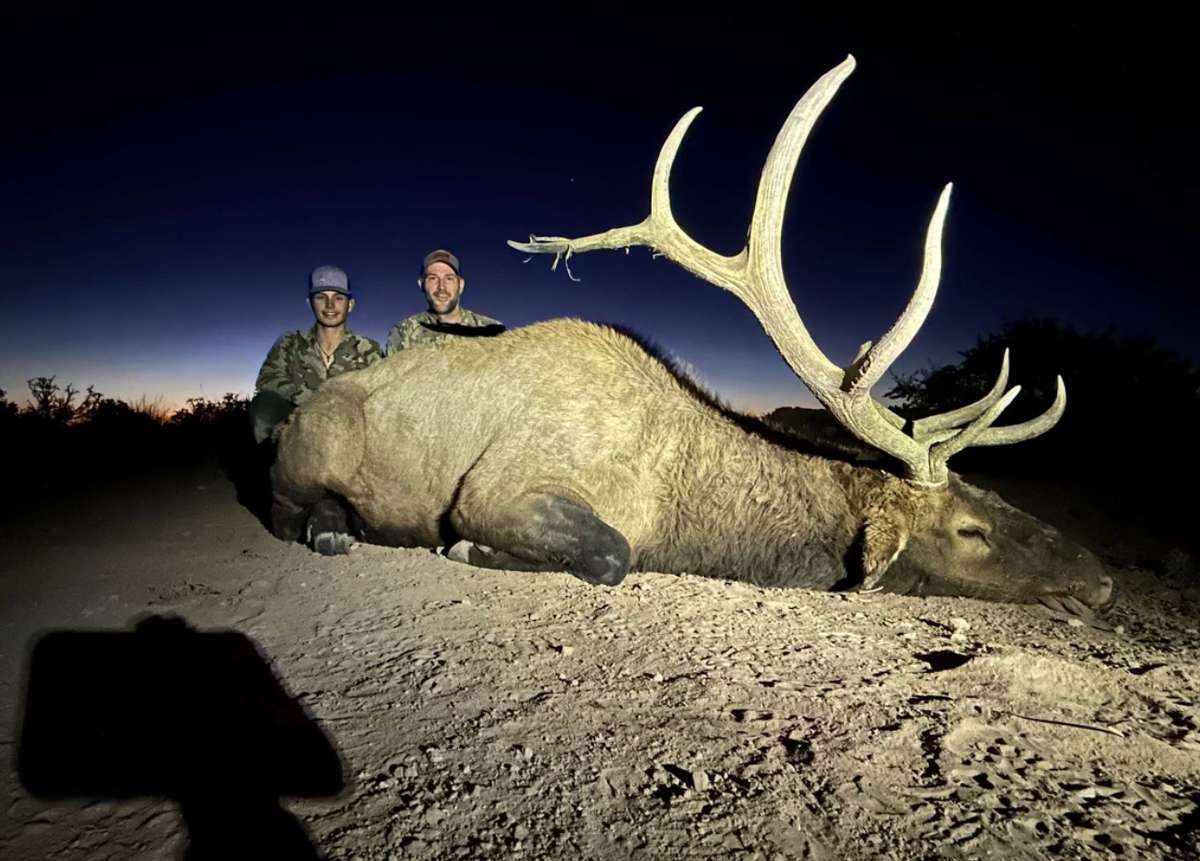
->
(509, 55), (1065, 487)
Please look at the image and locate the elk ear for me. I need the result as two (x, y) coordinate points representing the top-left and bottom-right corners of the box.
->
(861, 511), (909, 591)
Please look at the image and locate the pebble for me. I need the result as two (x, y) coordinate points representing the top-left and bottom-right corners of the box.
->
(731, 709), (775, 722)
(425, 747), (446, 763)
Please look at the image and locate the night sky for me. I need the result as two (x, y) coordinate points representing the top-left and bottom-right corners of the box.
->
(3, 9), (1194, 413)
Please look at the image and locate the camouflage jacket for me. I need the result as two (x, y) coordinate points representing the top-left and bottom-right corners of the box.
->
(385, 308), (505, 354)
(255, 326), (383, 405)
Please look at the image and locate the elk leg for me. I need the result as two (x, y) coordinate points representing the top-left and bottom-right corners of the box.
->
(269, 445), (324, 544)
(451, 493), (630, 586)
(306, 497), (354, 556)
(269, 383), (365, 554)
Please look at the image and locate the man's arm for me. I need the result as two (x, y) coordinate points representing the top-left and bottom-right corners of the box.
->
(385, 320), (414, 356)
(254, 334), (307, 404)
(360, 337), (384, 365)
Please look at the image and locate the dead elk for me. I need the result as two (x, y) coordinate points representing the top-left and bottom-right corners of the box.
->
(270, 56), (1114, 616)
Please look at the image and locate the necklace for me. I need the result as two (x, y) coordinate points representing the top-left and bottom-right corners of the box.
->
(318, 343), (336, 369)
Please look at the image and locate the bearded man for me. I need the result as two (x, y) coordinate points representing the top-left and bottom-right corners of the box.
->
(385, 249), (503, 353)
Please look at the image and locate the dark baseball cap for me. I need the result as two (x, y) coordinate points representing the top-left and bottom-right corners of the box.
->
(309, 265), (351, 296)
(422, 249), (461, 276)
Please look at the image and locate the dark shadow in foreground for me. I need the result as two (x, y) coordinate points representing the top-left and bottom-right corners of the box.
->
(17, 614), (345, 860)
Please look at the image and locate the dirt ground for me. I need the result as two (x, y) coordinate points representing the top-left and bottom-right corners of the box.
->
(1, 466), (1197, 860)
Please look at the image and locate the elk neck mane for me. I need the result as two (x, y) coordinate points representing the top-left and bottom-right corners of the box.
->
(615, 326), (899, 589)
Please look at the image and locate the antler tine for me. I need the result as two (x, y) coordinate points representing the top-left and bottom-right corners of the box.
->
(724, 57), (859, 398)
(648, 108), (701, 226)
(748, 56), (857, 280)
(972, 375), (1067, 446)
(929, 385), (1023, 472)
(845, 184), (953, 395)
(735, 56), (858, 393)
(911, 348), (1011, 443)
(507, 107), (738, 286)
(916, 372), (1066, 478)
(780, 182), (955, 485)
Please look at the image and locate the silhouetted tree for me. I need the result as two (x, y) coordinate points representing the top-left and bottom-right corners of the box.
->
(886, 319), (1200, 477)
(86, 398), (167, 435)
(25, 376), (104, 425)
(0, 389), (16, 423)
(170, 393), (249, 429)
(166, 393), (254, 475)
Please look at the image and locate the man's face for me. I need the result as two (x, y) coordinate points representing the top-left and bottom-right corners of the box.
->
(310, 290), (352, 327)
(420, 261), (464, 315)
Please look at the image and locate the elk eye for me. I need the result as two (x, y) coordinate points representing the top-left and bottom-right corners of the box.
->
(957, 527), (989, 544)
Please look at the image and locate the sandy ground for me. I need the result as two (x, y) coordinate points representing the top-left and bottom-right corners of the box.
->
(1, 466), (1198, 860)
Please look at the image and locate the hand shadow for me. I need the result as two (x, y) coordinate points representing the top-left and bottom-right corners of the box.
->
(18, 614), (346, 860)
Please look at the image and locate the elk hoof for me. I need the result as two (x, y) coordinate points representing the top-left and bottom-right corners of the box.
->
(445, 540), (472, 564)
(573, 552), (628, 587)
(306, 498), (353, 555)
(445, 540), (495, 565)
(312, 531), (354, 556)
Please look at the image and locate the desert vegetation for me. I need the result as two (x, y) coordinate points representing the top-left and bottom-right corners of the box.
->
(0, 377), (255, 491)
(885, 318), (1200, 479)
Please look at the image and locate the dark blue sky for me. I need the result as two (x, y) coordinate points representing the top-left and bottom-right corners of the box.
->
(3, 10), (1194, 412)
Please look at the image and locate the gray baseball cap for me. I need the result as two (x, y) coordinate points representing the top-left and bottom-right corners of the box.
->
(309, 265), (351, 296)
(422, 249), (461, 276)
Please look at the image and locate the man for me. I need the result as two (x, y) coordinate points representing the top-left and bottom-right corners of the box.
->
(386, 249), (504, 354)
(250, 265), (382, 444)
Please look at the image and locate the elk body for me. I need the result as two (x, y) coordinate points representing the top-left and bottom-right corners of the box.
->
(270, 56), (1115, 615)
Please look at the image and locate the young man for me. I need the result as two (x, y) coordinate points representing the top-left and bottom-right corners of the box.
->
(251, 265), (382, 444)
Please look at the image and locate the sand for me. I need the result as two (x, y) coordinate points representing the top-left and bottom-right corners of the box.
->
(1, 468), (1196, 859)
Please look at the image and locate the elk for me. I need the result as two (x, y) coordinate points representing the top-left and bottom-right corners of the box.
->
(270, 56), (1114, 615)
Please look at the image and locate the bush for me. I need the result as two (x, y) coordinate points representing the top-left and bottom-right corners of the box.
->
(0, 380), (254, 485)
(886, 319), (1200, 478)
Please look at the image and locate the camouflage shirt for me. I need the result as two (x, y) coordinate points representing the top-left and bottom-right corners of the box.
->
(255, 326), (383, 405)
(385, 308), (505, 354)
